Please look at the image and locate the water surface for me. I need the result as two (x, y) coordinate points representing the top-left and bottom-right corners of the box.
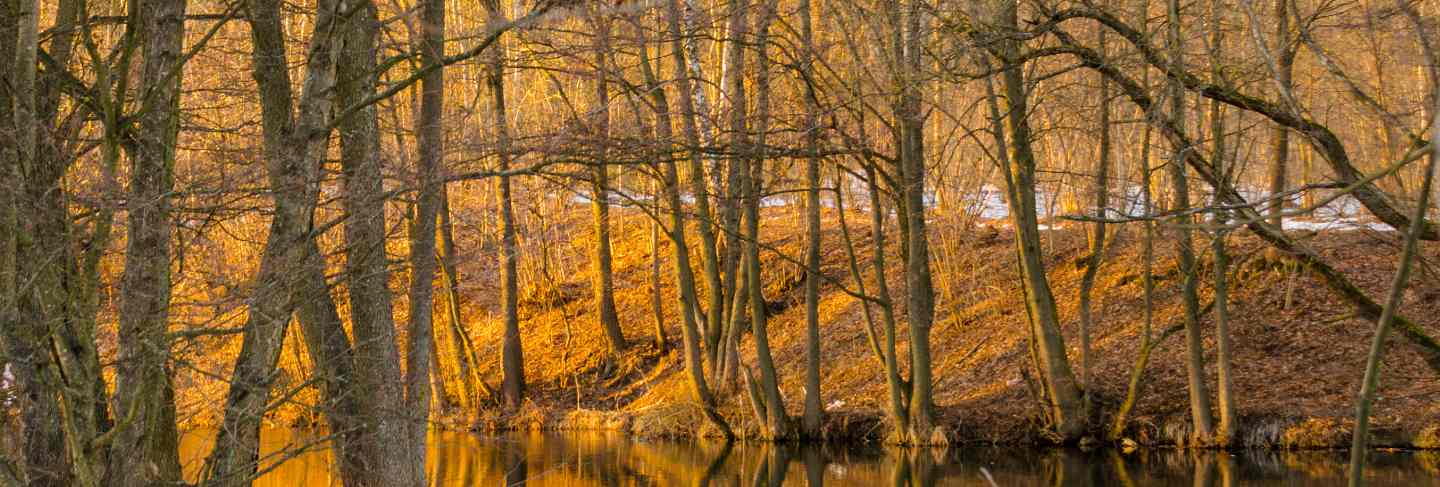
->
(178, 429), (1440, 486)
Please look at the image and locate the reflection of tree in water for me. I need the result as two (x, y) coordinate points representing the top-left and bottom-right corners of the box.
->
(748, 443), (790, 487)
(503, 448), (526, 487)
(230, 431), (1440, 486)
(697, 439), (732, 487)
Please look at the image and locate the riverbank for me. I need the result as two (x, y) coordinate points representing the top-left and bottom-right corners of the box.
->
(174, 427), (1440, 486)
(184, 209), (1440, 450)
(459, 399), (1440, 451)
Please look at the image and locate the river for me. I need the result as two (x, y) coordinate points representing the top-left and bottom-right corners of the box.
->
(178, 429), (1440, 485)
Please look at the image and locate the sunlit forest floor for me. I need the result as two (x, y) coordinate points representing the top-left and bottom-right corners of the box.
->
(175, 207), (1440, 447)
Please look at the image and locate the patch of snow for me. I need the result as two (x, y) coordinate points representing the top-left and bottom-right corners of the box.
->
(571, 190), (654, 207)
(1282, 218), (1394, 232)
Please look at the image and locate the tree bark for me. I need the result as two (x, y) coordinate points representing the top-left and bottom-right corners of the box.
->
(438, 188), (481, 411)
(798, 0), (824, 438)
(483, 0), (526, 411)
(6, 0), (69, 481)
(740, 10), (791, 433)
(1077, 25), (1112, 422)
(109, 0), (187, 482)
(1267, 0), (1295, 228)
(335, 0), (414, 482)
(636, 23), (732, 437)
(668, 0), (726, 356)
(203, 0), (373, 481)
(402, 0), (444, 477)
(985, 0), (1086, 442)
(589, 12), (627, 353)
(897, 0), (938, 444)
(1350, 3), (1439, 482)
(1165, 0), (1217, 444)
(1208, 0), (1238, 446)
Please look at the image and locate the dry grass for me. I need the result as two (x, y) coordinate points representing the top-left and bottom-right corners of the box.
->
(174, 205), (1440, 447)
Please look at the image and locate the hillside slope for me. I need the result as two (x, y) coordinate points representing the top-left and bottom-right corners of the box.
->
(394, 207), (1440, 445)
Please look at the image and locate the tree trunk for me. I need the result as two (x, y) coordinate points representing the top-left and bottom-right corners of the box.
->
(668, 0), (726, 356)
(987, 0), (1086, 441)
(201, 0), (359, 480)
(1350, 3), (1438, 482)
(650, 180), (669, 353)
(797, 0), (824, 438)
(1166, 0), (1216, 444)
(589, 13), (627, 354)
(6, 0), (69, 482)
(1267, 0), (1295, 229)
(5, 0), (88, 482)
(742, 152), (789, 439)
(480, 0), (526, 412)
(291, 241), (373, 487)
(1077, 25), (1112, 422)
(438, 189), (482, 412)
(1110, 6), (1155, 435)
(0, 8), (16, 477)
(335, 0), (414, 482)
(200, 231), (294, 487)
(739, 18), (791, 432)
(1209, 0), (1238, 447)
(402, 0), (444, 477)
(636, 23), (732, 437)
(109, 0), (187, 482)
(1211, 211), (1237, 446)
(896, 0), (938, 444)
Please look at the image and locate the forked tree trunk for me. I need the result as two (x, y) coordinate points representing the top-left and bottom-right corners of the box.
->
(636, 20), (732, 438)
(739, 15), (791, 432)
(896, 0), (938, 444)
(206, 0), (381, 482)
(668, 0), (726, 357)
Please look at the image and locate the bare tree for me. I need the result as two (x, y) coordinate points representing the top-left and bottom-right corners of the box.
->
(589, 11), (629, 354)
(402, 0), (446, 477)
(109, 0), (188, 482)
(1350, 1), (1439, 482)
(980, 0), (1086, 441)
(483, 0), (526, 411)
(798, 0), (825, 438)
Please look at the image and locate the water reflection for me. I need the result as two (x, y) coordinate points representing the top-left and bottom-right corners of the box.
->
(178, 429), (1440, 486)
